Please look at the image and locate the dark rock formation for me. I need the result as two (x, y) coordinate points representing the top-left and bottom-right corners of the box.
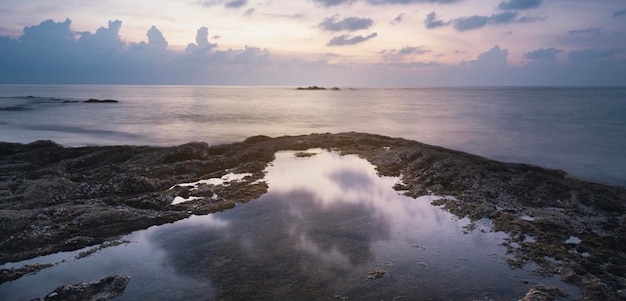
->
(34, 275), (130, 301)
(84, 99), (118, 103)
(1, 133), (625, 299)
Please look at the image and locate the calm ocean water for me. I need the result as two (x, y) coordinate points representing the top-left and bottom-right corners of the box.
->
(1, 85), (624, 187)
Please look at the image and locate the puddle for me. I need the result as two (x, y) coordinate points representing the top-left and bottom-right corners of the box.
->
(0, 149), (579, 300)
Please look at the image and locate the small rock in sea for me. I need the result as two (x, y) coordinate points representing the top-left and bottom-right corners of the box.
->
(367, 268), (386, 280)
(84, 98), (119, 103)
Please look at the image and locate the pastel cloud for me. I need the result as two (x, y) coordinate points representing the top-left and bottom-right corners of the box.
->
(425, 11), (543, 31)
(380, 45), (431, 60)
(327, 32), (378, 46)
(1, 18), (625, 86)
(568, 48), (626, 61)
(567, 27), (602, 35)
(319, 15), (374, 32)
(612, 9), (626, 18)
(202, 0), (248, 8)
(523, 48), (562, 60)
(498, 0), (542, 10)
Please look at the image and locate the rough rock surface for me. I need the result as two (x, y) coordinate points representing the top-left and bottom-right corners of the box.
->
(32, 275), (131, 301)
(1, 132), (624, 299)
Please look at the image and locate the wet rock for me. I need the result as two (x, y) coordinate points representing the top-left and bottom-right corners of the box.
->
(40, 275), (130, 301)
(520, 285), (568, 301)
(1, 132), (625, 298)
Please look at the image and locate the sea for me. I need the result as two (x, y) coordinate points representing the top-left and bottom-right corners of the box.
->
(1, 85), (623, 300)
(1, 85), (624, 187)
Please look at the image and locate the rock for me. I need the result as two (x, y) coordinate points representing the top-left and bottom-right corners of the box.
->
(519, 285), (567, 301)
(84, 99), (118, 103)
(1, 133), (625, 298)
(296, 86), (326, 90)
(42, 275), (131, 301)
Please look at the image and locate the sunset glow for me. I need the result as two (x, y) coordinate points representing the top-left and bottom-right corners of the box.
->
(1, 0), (625, 86)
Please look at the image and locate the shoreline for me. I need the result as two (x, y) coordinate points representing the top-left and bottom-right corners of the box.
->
(1, 132), (624, 299)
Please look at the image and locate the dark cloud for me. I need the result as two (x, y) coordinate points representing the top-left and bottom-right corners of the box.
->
(380, 45), (430, 60)
(0, 18), (273, 84)
(311, 0), (355, 7)
(19, 18), (74, 48)
(225, 0), (247, 8)
(489, 11), (518, 23)
(76, 20), (124, 55)
(453, 15), (488, 31)
(424, 12), (449, 29)
(454, 12), (518, 31)
(567, 27), (602, 35)
(516, 15), (546, 23)
(327, 32), (377, 46)
(568, 48), (626, 61)
(523, 48), (562, 60)
(319, 15), (374, 32)
(497, 0), (542, 10)
(613, 9), (626, 18)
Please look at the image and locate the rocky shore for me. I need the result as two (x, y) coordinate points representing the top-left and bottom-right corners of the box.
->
(1, 133), (624, 299)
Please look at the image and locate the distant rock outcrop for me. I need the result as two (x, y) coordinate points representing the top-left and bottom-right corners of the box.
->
(84, 98), (119, 103)
(296, 86), (340, 91)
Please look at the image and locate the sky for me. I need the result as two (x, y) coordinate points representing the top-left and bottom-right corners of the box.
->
(0, 0), (625, 86)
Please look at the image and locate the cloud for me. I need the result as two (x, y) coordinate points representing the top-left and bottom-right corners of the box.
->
(311, 0), (355, 7)
(425, 11), (541, 31)
(380, 45), (431, 60)
(567, 27), (602, 35)
(262, 13), (304, 19)
(523, 48), (562, 60)
(19, 18), (74, 48)
(568, 48), (626, 61)
(201, 0), (248, 8)
(0, 18), (274, 84)
(225, 0), (248, 8)
(473, 45), (508, 67)
(186, 26), (217, 52)
(244, 8), (255, 16)
(424, 12), (449, 29)
(453, 15), (488, 31)
(391, 13), (404, 25)
(146, 26), (168, 50)
(366, 0), (462, 4)
(76, 20), (124, 55)
(312, 0), (461, 6)
(613, 9), (626, 18)
(454, 12), (519, 31)
(327, 33), (377, 46)
(319, 15), (374, 32)
(497, 0), (542, 10)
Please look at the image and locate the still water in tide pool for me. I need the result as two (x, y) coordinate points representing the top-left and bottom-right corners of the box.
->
(0, 150), (579, 300)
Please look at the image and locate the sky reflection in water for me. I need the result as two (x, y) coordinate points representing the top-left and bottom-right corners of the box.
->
(0, 149), (578, 300)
